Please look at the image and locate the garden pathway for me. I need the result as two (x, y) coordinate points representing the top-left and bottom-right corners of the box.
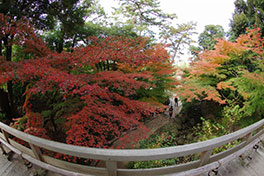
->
(111, 114), (173, 149)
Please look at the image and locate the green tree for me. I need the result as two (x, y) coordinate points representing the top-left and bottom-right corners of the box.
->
(0, 0), (52, 29)
(160, 22), (196, 61)
(230, 12), (249, 40)
(113, 0), (196, 60)
(43, 0), (95, 53)
(230, 0), (264, 39)
(198, 25), (225, 50)
(189, 45), (202, 60)
(113, 0), (176, 36)
(180, 28), (264, 126)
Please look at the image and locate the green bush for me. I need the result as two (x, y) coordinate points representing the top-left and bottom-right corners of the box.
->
(128, 124), (199, 169)
(193, 117), (242, 155)
(0, 113), (6, 122)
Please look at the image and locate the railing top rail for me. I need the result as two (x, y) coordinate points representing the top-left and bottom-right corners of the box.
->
(0, 118), (263, 161)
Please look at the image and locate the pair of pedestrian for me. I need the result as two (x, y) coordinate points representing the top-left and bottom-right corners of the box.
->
(164, 96), (178, 118)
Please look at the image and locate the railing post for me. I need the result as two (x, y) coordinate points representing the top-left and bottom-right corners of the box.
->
(106, 161), (117, 176)
(1, 129), (15, 160)
(0, 128), (7, 154)
(29, 143), (43, 161)
(1, 129), (10, 144)
(199, 150), (213, 166)
(244, 132), (253, 145)
(0, 141), (7, 155)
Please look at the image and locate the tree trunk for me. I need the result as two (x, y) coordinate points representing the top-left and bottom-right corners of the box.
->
(56, 40), (64, 53)
(0, 40), (2, 56)
(56, 29), (65, 53)
(5, 44), (13, 110)
(3, 36), (15, 122)
(107, 60), (110, 71)
(70, 34), (76, 52)
(0, 89), (12, 123)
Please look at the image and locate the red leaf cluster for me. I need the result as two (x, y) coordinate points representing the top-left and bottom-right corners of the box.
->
(0, 14), (176, 149)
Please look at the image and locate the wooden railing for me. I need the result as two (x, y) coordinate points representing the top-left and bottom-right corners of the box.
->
(0, 119), (264, 176)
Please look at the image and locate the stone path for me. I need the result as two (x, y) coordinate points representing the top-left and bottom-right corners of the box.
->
(111, 114), (172, 149)
(97, 114), (173, 168)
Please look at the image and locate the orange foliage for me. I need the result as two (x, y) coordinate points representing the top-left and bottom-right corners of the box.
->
(217, 82), (236, 91)
(179, 27), (264, 104)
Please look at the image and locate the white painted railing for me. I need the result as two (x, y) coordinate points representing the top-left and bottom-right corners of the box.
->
(0, 119), (264, 176)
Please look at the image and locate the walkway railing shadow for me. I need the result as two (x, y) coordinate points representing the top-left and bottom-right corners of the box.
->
(0, 119), (264, 176)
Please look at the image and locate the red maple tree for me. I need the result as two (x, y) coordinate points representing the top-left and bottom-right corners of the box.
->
(0, 14), (177, 150)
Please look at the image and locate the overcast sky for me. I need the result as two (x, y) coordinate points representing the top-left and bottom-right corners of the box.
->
(100, 0), (236, 33)
(160, 0), (236, 33)
(99, 0), (236, 63)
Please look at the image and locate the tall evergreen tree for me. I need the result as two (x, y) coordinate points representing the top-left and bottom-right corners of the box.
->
(198, 25), (225, 50)
(113, 0), (196, 61)
(230, 0), (264, 39)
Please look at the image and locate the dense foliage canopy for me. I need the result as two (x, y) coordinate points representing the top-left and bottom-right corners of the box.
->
(0, 13), (177, 151)
(230, 0), (264, 39)
(198, 25), (225, 50)
(180, 27), (264, 124)
(0, 2), (263, 168)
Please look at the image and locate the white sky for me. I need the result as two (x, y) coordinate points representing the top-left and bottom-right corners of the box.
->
(99, 0), (236, 63)
(160, 0), (236, 33)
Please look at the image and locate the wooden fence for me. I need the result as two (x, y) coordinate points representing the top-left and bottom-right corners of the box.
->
(0, 119), (264, 176)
